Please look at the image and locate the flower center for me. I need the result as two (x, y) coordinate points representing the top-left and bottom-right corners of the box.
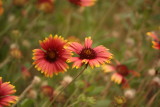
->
(45, 51), (57, 62)
(80, 48), (96, 59)
(116, 65), (129, 76)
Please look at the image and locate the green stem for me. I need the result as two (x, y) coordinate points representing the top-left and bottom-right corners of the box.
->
(63, 88), (78, 107)
(67, 101), (79, 107)
(47, 64), (88, 107)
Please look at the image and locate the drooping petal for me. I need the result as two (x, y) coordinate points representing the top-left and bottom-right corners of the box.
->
(102, 64), (115, 73)
(147, 32), (159, 41)
(111, 73), (123, 84)
(152, 41), (160, 50)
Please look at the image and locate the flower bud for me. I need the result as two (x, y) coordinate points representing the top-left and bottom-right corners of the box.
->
(60, 75), (73, 87)
(41, 85), (54, 97)
(125, 38), (135, 47)
(33, 76), (41, 84)
(124, 89), (136, 99)
(151, 77), (160, 87)
(148, 68), (156, 76)
(27, 89), (37, 99)
(10, 44), (22, 59)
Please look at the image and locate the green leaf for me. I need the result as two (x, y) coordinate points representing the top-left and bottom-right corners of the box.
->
(89, 86), (105, 95)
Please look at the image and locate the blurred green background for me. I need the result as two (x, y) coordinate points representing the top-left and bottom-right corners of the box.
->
(0, 0), (160, 107)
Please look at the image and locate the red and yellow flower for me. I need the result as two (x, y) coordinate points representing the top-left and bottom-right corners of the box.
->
(37, 0), (54, 13)
(0, 77), (18, 106)
(67, 37), (112, 69)
(68, 0), (96, 7)
(102, 62), (140, 88)
(147, 32), (160, 50)
(32, 34), (71, 77)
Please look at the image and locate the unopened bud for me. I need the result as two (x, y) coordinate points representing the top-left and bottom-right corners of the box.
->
(148, 68), (156, 76)
(124, 89), (136, 99)
(33, 76), (41, 84)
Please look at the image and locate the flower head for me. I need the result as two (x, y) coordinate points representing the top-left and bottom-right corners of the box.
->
(32, 34), (71, 77)
(0, 77), (18, 106)
(68, 0), (96, 7)
(102, 63), (140, 88)
(147, 32), (160, 50)
(67, 37), (112, 69)
(37, 0), (54, 13)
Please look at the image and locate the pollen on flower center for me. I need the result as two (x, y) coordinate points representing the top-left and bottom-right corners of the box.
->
(45, 50), (57, 62)
(116, 65), (129, 76)
(80, 48), (96, 59)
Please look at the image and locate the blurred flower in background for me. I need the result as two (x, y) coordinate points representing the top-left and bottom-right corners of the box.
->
(21, 65), (31, 79)
(33, 76), (41, 84)
(67, 37), (112, 69)
(0, 77), (18, 106)
(68, 0), (97, 7)
(124, 89), (136, 99)
(32, 35), (71, 77)
(0, 0), (4, 16)
(147, 32), (160, 50)
(10, 44), (22, 59)
(22, 40), (31, 48)
(67, 36), (81, 43)
(151, 76), (160, 87)
(60, 75), (73, 87)
(113, 96), (126, 105)
(13, 0), (28, 7)
(37, 0), (54, 13)
(27, 89), (37, 99)
(148, 68), (157, 76)
(41, 85), (54, 100)
(102, 62), (140, 88)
